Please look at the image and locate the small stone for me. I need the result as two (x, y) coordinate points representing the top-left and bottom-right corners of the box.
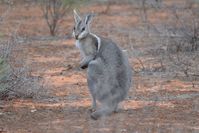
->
(121, 129), (127, 132)
(31, 109), (37, 113)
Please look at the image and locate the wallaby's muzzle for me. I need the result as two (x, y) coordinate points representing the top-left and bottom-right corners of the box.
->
(75, 35), (78, 40)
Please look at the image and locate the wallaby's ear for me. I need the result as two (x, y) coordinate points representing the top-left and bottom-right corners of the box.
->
(85, 14), (94, 25)
(73, 9), (81, 23)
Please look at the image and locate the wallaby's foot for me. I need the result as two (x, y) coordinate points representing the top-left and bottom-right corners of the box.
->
(113, 110), (119, 113)
(113, 108), (122, 113)
(113, 110), (118, 113)
(88, 102), (97, 113)
(113, 105), (121, 113)
(90, 106), (115, 120)
(90, 112), (100, 120)
(90, 110), (111, 120)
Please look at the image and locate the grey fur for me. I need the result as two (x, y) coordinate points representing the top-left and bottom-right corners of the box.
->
(73, 10), (132, 120)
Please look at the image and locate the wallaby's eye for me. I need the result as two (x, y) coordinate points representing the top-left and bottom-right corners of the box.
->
(73, 27), (76, 30)
(81, 27), (85, 32)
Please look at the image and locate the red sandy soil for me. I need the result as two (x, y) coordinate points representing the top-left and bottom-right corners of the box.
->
(0, 1), (199, 133)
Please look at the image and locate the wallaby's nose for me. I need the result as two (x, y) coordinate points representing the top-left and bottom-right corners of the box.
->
(75, 35), (78, 40)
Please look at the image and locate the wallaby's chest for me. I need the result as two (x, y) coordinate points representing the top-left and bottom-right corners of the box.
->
(75, 40), (96, 56)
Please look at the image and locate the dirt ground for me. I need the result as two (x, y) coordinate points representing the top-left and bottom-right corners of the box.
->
(0, 1), (199, 133)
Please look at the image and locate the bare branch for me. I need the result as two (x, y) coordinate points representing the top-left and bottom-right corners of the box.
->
(40, 0), (74, 36)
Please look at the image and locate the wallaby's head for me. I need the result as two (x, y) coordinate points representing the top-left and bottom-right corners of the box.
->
(73, 10), (93, 40)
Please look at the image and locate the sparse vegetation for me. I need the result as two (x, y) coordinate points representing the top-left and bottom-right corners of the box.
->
(0, 36), (43, 100)
(40, 0), (82, 36)
(0, 2), (44, 99)
(0, 58), (11, 97)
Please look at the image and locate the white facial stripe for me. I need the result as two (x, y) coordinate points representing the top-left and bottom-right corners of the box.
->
(90, 33), (101, 52)
(78, 30), (87, 40)
(72, 30), (75, 38)
(75, 40), (80, 48)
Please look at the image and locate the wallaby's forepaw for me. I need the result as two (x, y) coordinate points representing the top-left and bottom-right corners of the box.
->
(80, 64), (88, 69)
(80, 63), (88, 69)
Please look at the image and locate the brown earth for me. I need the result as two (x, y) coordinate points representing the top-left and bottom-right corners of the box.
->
(0, 1), (199, 133)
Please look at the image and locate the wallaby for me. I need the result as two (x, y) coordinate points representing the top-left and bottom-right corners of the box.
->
(73, 10), (132, 120)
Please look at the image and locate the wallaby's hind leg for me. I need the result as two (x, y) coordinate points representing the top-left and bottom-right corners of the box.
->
(91, 103), (118, 120)
(87, 59), (102, 112)
(87, 73), (97, 112)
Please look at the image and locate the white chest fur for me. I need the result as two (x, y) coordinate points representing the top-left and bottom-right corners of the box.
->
(75, 40), (85, 57)
(75, 40), (81, 49)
